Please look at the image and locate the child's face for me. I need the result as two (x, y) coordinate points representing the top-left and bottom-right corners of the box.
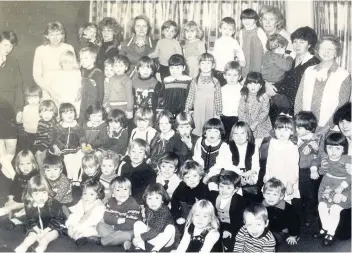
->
(146, 192), (163, 211)
(326, 145), (344, 160)
(41, 110), (54, 122)
(163, 26), (177, 39)
(339, 119), (352, 138)
(109, 120), (122, 131)
(169, 65), (185, 79)
(193, 210), (212, 230)
(138, 65), (153, 79)
(104, 64), (115, 78)
(247, 82), (262, 95)
(205, 128), (221, 143)
(83, 27), (97, 41)
(275, 126), (293, 140)
(61, 110), (75, 123)
(136, 118), (150, 131)
(80, 52), (95, 69)
(219, 23), (235, 37)
(177, 124), (192, 137)
(224, 69), (240, 85)
(185, 29), (197, 41)
(112, 184), (131, 203)
(27, 94), (40, 106)
(113, 61), (128, 75)
(244, 213), (268, 238)
(183, 169), (201, 189)
(18, 157), (34, 175)
(44, 166), (62, 181)
(199, 60), (214, 74)
(159, 116), (172, 134)
(219, 183), (236, 199)
(32, 191), (49, 206)
(83, 162), (98, 177)
(46, 30), (64, 46)
(242, 18), (257, 30)
(101, 27), (114, 42)
(129, 146), (146, 166)
(101, 159), (116, 176)
(296, 126), (311, 138)
(159, 162), (176, 179)
(273, 46), (286, 55)
(82, 187), (98, 204)
(89, 112), (103, 124)
(263, 188), (284, 206)
(232, 127), (248, 145)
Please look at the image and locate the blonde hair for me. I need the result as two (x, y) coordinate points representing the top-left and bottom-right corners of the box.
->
(128, 138), (150, 157)
(60, 50), (79, 70)
(23, 175), (54, 207)
(181, 21), (204, 40)
(187, 199), (219, 231)
(15, 150), (38, 175)
(101, 150), (120, 168)
(134, 107), (154, 127)
(43, 21), (65, 45)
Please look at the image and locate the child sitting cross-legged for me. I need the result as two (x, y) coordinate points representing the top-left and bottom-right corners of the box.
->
(263, 178), (300, 246)
(97, 176), (141, 248)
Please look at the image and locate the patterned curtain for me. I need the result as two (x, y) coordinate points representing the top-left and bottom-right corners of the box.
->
(314, 0), (352, 72)
(89, 0), (285, 51)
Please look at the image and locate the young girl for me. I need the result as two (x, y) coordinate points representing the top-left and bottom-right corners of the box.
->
(150, 110), (176, 169)
(99, 150), (119, 202)
(171, 160), (210, 228)
(33, 21), (75, 100)
(78, 23), (101, 48)
(50, 50), (82, 115)
(132, 56), (163, 112)
(66, 179), (105, 246)
(262, 115), (300, 203)
(181, 21), (206, 78)
(238, 72), (272, 145)
(162, 54), (192, 116)
(0, 150), (39, 217)
(103, 109), (129, 156)
(15, 175), (65, 253)
(33, 100), (58, 168)
(221, 61), (242, 140)
(314, 132), (351, 246)
(173, 112), (198, 165)
(185, 53), (222, 136)
(228, 121), (261, 201)
(80, 153), (102, 184)
(192, 118), (232, 184)
(52, 103), (84, 183)
(237, 8), (267, 78)
(175, 199), (220, 252)
(132, 183), (180, 252)
(130, 107), (157, 145)
(82, 104), (109, 152)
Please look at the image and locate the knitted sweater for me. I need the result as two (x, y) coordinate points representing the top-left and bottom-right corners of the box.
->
(261, 51), (293, 83)
(132, 76), (162, 111)
(233, 226), (276, 252)
(104, 74), (133, 112)
(34, 119), (56, 151)
(48, 173), (73, 204)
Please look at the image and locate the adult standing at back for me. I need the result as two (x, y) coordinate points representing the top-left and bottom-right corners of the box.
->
(120, 15), (157, 77)
(0, 30), (23, 179)
(295, 35), (351, 136)
(33, 21), (76, 100)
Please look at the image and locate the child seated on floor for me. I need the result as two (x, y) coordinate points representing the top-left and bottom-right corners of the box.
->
(80, 153), (102, 184)
(99, 150), (119, 203)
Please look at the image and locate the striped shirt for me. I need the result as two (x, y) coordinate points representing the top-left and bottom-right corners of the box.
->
(233, 226), (276, 252)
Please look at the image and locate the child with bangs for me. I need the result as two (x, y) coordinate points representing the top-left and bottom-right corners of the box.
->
(132, 56), (163, 112)
(130, 107), (157, 145)
(208, 170), (247, 251)
(156, 152), (182, 199)
(118, 139), (156, 204)
(261, 114), (300, 204)
(173, 112), (198, 165)
(99, 150), (119, 203)
(80, 153), (102, 184)
(78, 22), (101, 49)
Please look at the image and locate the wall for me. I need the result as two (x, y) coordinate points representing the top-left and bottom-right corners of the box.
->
(0, 1), (90, 87)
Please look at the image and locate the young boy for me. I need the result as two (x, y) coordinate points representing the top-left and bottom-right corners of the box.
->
(97, 176), (141, 248)
(99, 150), (119, 203)
(80, 153), (102, 184)
(104, 55), (134, 118)
(102, 58), (115, 110)
(295, 111), (322, 225)
(118, 139), (156, 204)
(213, 17), (246, 85)
(79, 46), (104, 123)
(234, 203), (276, 252)
(156, 152), (181, 199)
(263, 178), (300, 246)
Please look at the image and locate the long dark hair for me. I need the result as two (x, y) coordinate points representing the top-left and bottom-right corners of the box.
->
(241, 72), (265, 102)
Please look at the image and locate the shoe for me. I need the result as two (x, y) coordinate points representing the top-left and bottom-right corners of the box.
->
(75, 237), (88, 247)
(124, 241), (132, 251)
(323, 234), (334, 246)
(314, 229), (327, 239)
(87, 236), (101, 245)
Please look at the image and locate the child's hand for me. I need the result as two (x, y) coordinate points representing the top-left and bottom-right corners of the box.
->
(286, 184), (294, 195)
(52, 145), (61, 156)
(176, 218), (186, 225)
(117, 218), (126, 224)
(302, 145), (312, 155)
(310, 166), (319, 180)
(286, 236), (299, 245)
(181, 135), (193, 149)
(223, 230), (232, 239)
(14, 208), (25, 218)
(16, 111), (23, 124)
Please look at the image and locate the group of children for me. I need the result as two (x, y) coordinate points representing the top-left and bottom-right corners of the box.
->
(0, 7), (350, 253)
